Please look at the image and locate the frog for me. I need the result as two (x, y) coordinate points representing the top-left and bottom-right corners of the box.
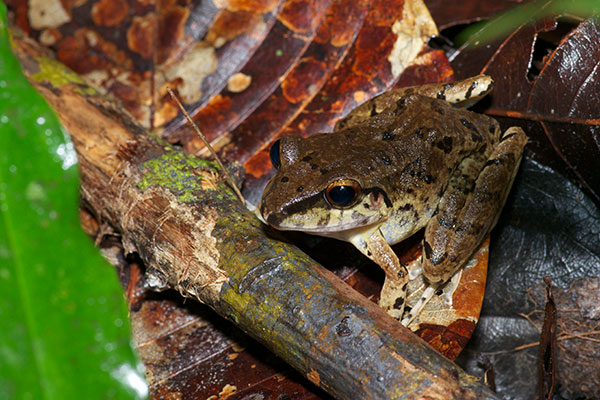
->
(259, 75), (527, 323)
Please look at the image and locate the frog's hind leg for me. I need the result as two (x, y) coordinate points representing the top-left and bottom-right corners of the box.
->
(335, 75), (494, 130)
(349, 228), (409, 320)
(402, 127), (526, 325)
(422, 126), (528, 286)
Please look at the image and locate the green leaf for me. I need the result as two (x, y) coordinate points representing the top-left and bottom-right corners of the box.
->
(455, 0), (600, 47)
(0, 4), (147, 399)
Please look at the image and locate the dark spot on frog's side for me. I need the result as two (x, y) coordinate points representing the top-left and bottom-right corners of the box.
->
(398, 203), (413, 212)
(301, 156), (312, 162)
(414, 127), (424, 138)
(471, 132), (483, 142)
(429, 250), (447, 266)
(310, 163), (318, 170)
(460, 118), (479, 133)
(393, 98), (407, 115)
(281, 176), (289, 182)
(402, 164), (416, 177)
(438, 215), (456, 229)
(458, 220), (478, 234)
(484, 158), (504, 168)
(393, 297), (404, 309)
(297, 186), (304, 192)
(500, 132), (517, 142)
(436, 136), (453, 153)
(420, 174), (434, 184)
(489, 122), (498, 134)
(370, 103), (378, 117)
(381, 156), (391, 165)
(433, 104), (445, 115)
(462, 180), (475, 194)
(381, 130), (395, 140)
(319, 168), (328, 175)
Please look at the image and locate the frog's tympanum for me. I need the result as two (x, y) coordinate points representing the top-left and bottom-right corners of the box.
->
(259, 75), (527, 323)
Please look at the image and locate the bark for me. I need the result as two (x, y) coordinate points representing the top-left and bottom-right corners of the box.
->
(11, 29), (499, 400)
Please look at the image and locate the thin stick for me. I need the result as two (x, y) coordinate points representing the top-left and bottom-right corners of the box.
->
(166, 87), (245, 205)
(482, 330), (600, 356)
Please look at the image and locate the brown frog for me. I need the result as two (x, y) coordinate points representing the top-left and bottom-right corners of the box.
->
(259, 75), (527, 323)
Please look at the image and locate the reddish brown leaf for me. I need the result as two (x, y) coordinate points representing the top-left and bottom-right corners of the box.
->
(91, 0), (130, 27)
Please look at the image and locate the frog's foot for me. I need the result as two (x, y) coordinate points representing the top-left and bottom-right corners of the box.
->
(380, 277), (409, 321)
(350, 228), (409, 319)
(401, 286), (435, 326)
(400, 269), (463, 327)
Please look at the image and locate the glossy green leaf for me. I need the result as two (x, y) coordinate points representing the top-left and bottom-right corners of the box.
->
(0, 4), (147, 399)
(455, 0), (600, 46)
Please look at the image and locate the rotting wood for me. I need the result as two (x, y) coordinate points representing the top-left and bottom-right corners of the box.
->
(10, 29), (499, 400)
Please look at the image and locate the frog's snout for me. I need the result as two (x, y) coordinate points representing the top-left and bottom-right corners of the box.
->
(258, 199), (281, 227)
(261, 210), (279, 227)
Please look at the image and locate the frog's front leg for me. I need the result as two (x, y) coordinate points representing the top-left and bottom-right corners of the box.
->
(349, 228), (409, 320)
(423, 126), (528, 285)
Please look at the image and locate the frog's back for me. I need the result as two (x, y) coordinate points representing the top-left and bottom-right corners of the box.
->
(342, 94), (501, 243)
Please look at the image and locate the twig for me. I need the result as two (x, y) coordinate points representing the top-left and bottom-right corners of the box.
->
(166, 87), (245, 206)
(481, 329), (600, 356)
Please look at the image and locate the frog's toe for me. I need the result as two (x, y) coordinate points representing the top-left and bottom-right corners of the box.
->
(421, 237), (462, 285)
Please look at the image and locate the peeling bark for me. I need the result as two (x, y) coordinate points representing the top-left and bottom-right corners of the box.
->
(11, 29), (499, 400)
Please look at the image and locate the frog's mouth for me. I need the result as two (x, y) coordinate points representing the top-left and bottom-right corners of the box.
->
(262, 203), (389, 236)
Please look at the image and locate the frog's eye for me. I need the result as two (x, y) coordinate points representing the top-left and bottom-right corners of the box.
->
(325, 179), (361, 208)
(269, 139), (281, 169)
